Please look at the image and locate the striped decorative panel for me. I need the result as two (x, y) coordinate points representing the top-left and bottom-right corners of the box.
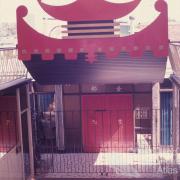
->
(62, 20), (121, 39)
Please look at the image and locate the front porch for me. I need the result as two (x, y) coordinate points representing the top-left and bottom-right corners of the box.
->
(31, 82), (176, 179)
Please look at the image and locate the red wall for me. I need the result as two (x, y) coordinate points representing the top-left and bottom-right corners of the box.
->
(0, 97), (18, 152)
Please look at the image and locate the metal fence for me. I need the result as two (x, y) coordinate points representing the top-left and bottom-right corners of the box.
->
(36, 147), (177, 179)
(32, 109), (179, 178)
(0, 48), (27, 84)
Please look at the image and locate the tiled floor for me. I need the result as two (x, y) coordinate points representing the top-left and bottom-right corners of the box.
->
(36, 151), (179, 179)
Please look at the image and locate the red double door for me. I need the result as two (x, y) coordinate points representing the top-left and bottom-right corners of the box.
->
(82, 94), (134, 152)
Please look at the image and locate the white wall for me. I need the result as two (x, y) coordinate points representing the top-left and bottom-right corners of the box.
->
(0, 146), (24, 180)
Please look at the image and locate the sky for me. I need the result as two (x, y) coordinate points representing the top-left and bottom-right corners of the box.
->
(0, 0), (179, 23)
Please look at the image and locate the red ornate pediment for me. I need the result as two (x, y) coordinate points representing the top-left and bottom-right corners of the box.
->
(37, 0), (141, 21)
(16, 0), (168, 84)
(17, 0), (168, 61)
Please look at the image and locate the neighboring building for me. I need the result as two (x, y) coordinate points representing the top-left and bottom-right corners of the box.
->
(0, 23), (17, 48)
(0, 48), (32, 180)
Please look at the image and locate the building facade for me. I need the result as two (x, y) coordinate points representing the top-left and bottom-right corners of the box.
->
(15, 0), (180, 179)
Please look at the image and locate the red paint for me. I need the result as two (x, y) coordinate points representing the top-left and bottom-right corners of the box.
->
(82, 94), (134, 152)
(0, 97), (17, 152)
(37, 0), (141, 21)
(17, 0), (168, 61)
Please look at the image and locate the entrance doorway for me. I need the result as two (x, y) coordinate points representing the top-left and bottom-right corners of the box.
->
(82, 94), (134, 152)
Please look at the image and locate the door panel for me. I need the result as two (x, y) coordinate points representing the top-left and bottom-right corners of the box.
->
(82, 94), (133, 152)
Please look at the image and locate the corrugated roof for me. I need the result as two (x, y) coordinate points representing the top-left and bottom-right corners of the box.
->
(0, 78), (30, 91)
(0, 48), (29, 88)
(0, 48), (29, 90)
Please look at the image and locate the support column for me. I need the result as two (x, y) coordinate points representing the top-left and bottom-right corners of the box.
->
(16, 84), (35, 180)
(16, 88), (25, 180)
(55, 85), (65, 150)
(26, 84), (35, 179)
(152, 83), (160, 149)
(173, 84), (179, 149)
(172, 84), (179, 180)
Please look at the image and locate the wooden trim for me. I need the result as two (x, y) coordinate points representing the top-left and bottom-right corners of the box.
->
(152, 83), (160, 149)
(63, 91), (152, 96)
(62, 34), (119, 39)
(26, 84), (35, 179)
(55, 85), (65, 150)
(172, 84), (179, 177)
(62, 28), (120, 34)
(61, 22), (120, 28)
(16, 88), (25, 180)
(160, 89), (173, 92)
(132, 93), (136, 147)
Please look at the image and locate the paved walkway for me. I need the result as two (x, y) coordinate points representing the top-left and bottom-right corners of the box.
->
(36, 151), (180, 179)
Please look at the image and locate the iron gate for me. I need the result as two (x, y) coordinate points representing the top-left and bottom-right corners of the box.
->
(30, 93), (179, 179)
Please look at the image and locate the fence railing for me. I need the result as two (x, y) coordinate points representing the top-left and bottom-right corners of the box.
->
(32, 109), (179, 178)
(0, 48), (27, 84)
(36, 146), (179, 178)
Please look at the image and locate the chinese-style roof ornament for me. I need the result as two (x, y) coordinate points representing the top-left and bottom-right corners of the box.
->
(16, 0), (168, 84)
(37, 0), (141, 21)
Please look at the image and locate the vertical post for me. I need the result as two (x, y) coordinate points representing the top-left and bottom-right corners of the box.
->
(16, 88), (25, 180)
(152, 83), (160, 150)
(55, 85), (65, 150)
(26, 84), (35, 179)
(129, 16), (135, 34)
(172, 84), (179, 180)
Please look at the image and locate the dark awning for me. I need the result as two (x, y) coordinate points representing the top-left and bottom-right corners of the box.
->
(24, 52), (166, 84)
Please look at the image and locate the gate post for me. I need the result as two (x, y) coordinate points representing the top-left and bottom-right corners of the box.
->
(55, 85), (65, 150)
(172, 84), (179, 180)
(152, 83), (160, 150)
(16, 88), (25, 180)
(26, 83), (35, 179)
